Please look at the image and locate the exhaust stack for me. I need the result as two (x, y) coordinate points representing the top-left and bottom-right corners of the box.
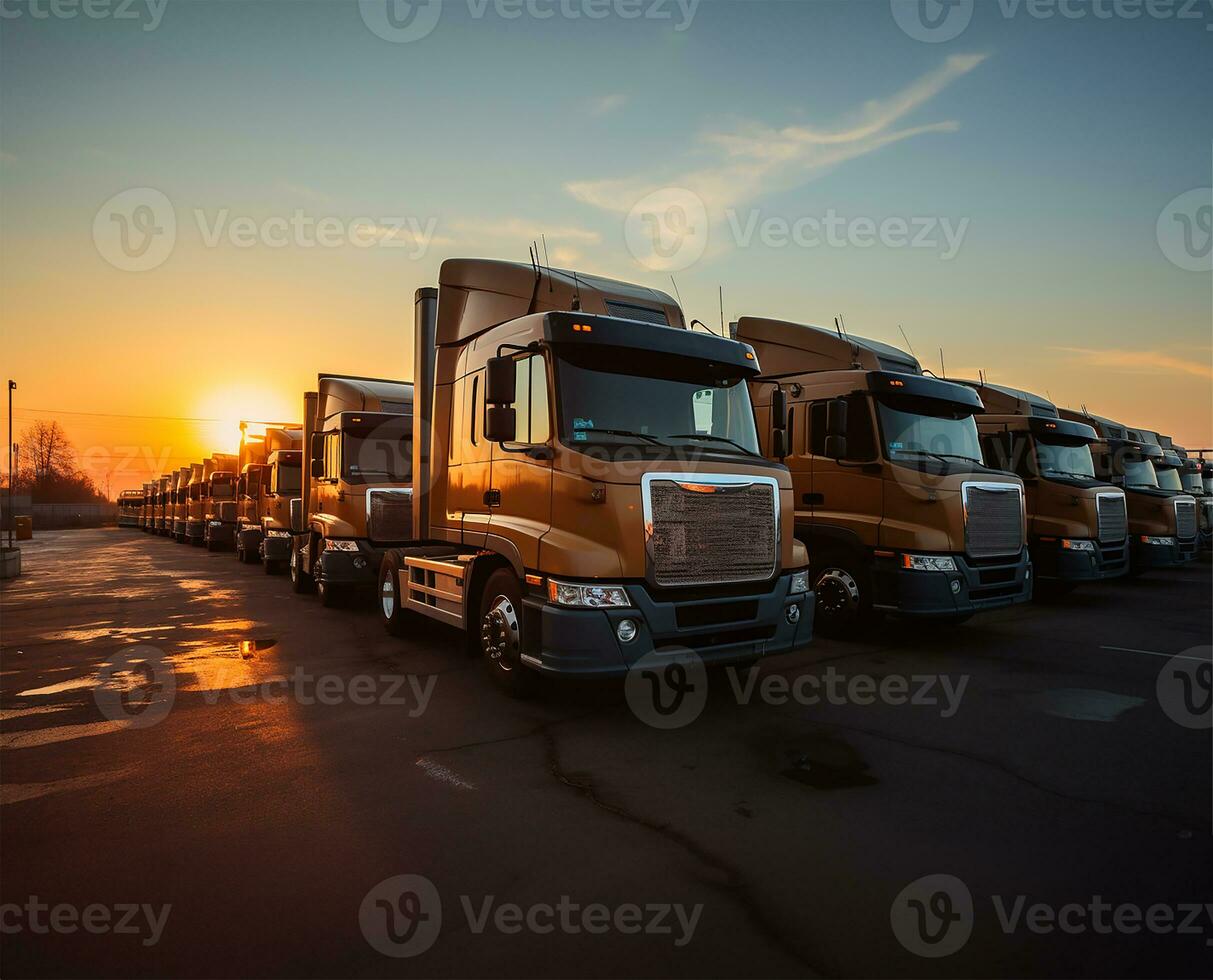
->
(413, 287), (438, 541)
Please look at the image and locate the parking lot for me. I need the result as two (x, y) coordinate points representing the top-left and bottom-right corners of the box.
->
(1, 528), (1210, 978)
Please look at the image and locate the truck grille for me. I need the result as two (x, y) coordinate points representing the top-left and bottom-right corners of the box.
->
(646, 478), (776, 587)
(368, 489), (412, 543)
(963, 483), (1023, 559)
(215, 502), (237, 523)
(1096, 493), (1127, 544)
(1174, 498), (1197, 541)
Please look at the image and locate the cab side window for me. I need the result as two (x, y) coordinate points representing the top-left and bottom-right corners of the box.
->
(323, 432), (341, 481)
(808, 395), (876, 461)
(507, 354), (551, 446)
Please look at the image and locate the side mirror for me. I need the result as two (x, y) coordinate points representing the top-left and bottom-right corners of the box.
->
(310, 458), (324, 480)
(289, 497), (303, 533)
(771, 428), (789, 460)
(770, 388), (788, 430)
(486, 356), (517, 406)
(825, 397), (848, 461)
(484, 406), (517, 443)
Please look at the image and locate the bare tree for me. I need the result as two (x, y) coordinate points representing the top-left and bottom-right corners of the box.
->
(21, 420), (76, 480)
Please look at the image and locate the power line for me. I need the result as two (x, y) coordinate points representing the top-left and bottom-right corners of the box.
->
(4, 407), (225, 423)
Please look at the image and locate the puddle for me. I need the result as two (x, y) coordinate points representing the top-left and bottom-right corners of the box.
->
(1025, 688), (1145, 723)
(170, 638), (278, 692)
(780, 736), (878, 790)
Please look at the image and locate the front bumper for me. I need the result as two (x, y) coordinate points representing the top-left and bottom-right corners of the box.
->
(1132, 536), (1199, 570)
(873, 549), (1032, 616)
(261, 531), (293, 562)
(237, 524), (264, 551)
(204, 520), (237, 546)
(1030, 537), (1129, 583)
(185, 519), (205, 542)
(524, 573), (814, 679)
(316, 541), (383, 587)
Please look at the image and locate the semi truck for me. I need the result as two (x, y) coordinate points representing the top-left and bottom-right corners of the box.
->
(155, 474), (173, 535)
(290, 376), (414, 606)
(1057, 410), (1198, 572)
(118, 489), (144, 527)
(297, 258), (813, 695)
(202, 453), (238, 551)
(140, 482), (154, 531)
(958, 381), (1128, 591)
(185, 462), (207, 545)
(171, 466), (191, 542)
(235, 424), (302, 567)
(734, 316), (1031, 635)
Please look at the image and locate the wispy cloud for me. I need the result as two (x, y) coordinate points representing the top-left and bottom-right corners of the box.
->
(452, 217), (601, 245)
(588, 93), (628, 116)
(1053, 347), (1213, 381)
(566, 53), (987, 217)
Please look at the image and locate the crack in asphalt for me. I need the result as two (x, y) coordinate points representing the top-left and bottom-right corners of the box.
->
(541, 727), (826, 978)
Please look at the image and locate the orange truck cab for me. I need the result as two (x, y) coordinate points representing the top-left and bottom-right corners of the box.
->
(171, 466), (191, 542)
(297, 258), (813, 695)
(203, 453), (238, 550)
(140, 482), (154, 531)
(959, 381), (1129, 588)
(118, 489), (143, 528)
(185, 462), (207, 545)
(155, 474), (172, 535)
(736, 316), (1031, 635)
(1059, 411), (1199, 573)
(235, 425), (302, 567)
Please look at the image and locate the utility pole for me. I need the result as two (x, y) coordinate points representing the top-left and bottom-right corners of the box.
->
(7, 380), (15, 550)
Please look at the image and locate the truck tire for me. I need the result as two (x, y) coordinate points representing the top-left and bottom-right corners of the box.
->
(378, 555), (409, 636)
(290, 538), (314, 594)
(478, 568), (537, 699)
(264, 557), (283, 575)
(810, 550), (872, 639)
(316, 572), (341, 608)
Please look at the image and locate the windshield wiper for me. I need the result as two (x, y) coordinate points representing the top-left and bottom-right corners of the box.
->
(666, 433), (759, 457)
(894, 449), (981, 465)
(575, 428), (666, 446)
(1042, 470), (1094, 480)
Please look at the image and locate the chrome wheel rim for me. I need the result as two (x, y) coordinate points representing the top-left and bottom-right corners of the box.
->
(481, 596), (519, 672)
(381, 574), (395, 619)
(815, 568), (860, 615)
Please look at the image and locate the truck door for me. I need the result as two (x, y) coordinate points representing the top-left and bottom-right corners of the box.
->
(487, 351), (553, 569)
(448, 367), (494, 547)
(807, 395), (883, 550)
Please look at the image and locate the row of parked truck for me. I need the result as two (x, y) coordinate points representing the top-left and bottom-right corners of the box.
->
(126, 258), (1210, 695)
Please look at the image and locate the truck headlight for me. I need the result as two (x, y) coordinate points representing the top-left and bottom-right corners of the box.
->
(1140, 535), (1176, 546)
(266, 529), (291, 538)
(325, 539), (360, 552)
(902, 554), (957, 572)
(1060, 539), (1095, 552)
(547, 579), (631, 609)
(789, 569), (810, 595)
(208, 520), (221, 527)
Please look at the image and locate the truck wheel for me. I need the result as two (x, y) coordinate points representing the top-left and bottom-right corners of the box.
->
(290, 538), (313, 594)
(264, 558), (282, 575)
(316, 573), (341, 608)
(206, 536), (218, 552)
(811, 553), (871, 638)
(478, 569), (537, 699)
(378, 555), (410, 636)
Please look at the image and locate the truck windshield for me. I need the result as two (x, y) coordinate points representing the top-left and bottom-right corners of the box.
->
(344, 416), (410, 484)
(1036, 440), (1096, 480)
(555, 348), (760, 457)
(210, 482), (234, 500)
(1155, 467), (1184, 492)
(1204, 477), (1213, 495)
(1180, 472), (1202, 493)
(1123, 459), (1158, 488)
(877, 396), (982, 464)
(276, 464), (301, 495)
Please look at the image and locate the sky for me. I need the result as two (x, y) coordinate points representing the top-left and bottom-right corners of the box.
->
(1, 0), (1210, 495)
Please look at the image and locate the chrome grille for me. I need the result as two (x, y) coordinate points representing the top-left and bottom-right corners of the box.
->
(215, 502), (237, 523)
(1096, 493), (1127, 544)
(963, 483), (1024, 558)
(1174, 498), (1197, 541)
(646, 478), (776, 587)
(368, 489), (413, 543)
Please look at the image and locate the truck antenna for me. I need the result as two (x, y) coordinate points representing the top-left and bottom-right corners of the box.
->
(570, 269), (583, 311)
(835, 316), (844, 340)
(528, 243), (539, 281)
(719, 285), (725, 337)
(979, 369), (986, 385)
(669, 275), (684, 311)
(939, 348), (947, 379)
(541, 234), (554, 292)
(898, 324), (917, 360)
